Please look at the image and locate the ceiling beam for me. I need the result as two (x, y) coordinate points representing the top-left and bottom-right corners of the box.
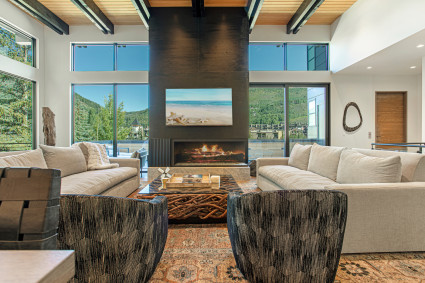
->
(130, 0), (150, 30)
(287, 0), (325, 34)
(71, 0), (114, 34)
(8, 0), (69, 35)
(246, 0), (264, 33)
(192, 0), (205, 17)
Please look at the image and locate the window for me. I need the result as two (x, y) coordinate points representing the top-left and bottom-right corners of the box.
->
(72, 84), (149, 159)
(249, 84), (329, 159)
(286, 44), (328, 71)
(287, 86), (328, 152)
(73, 44), (114, 71)
(249, 86), (285, 160)
(0, 72), (34, 151)
(117, 44), (149, 71)
(249, 44), (284, 71)
(72, 43), (149, 71)
(0, 21), (35, 67)
(249, 43), (328, 71)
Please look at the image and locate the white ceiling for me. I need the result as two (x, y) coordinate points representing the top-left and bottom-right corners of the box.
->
(335, 28), (425, 75)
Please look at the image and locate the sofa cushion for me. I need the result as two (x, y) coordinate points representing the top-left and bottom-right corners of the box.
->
(353, 148), (425, 182)
(259, 165), (337, 190)
(61, 167), (138, 195)
(72, 143), (89, 165)
(40, 145), (87, 177)
(288, 143), (312, 170)
(308, 144), (345, 181)
(337, 150), (402, 184)
(0, 149), (48, 168)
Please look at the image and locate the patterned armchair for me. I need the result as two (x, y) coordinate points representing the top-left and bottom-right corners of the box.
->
(58, 194), (168, 283)
(227, 190), (347, 283)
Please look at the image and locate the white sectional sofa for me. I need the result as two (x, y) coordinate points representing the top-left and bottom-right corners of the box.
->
(0, 146), (140, 197)
(257, 144), (425, 254)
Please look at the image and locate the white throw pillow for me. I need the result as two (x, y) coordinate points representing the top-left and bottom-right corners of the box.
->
(337, 149), (402, 184)
(288, 143), (312, 170)
(83, 142), (119, 170)
(307, 144), (345, 181)
(40, 145), (87, 177)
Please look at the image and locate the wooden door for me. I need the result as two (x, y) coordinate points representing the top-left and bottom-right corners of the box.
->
(375, 92), (406, 150)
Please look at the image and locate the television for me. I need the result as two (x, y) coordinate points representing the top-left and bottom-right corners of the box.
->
(166, 88), (233, 126)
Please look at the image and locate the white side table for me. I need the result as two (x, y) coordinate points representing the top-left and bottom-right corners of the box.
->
(0, 250), (75, 283)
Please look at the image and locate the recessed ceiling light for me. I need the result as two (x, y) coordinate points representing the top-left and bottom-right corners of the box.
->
(366, 66), (372, 69)
(417, 44), (424, 48)
(410, 66), (417, 69)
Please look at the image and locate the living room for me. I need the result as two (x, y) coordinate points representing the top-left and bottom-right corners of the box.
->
(1, 0), (425, 282)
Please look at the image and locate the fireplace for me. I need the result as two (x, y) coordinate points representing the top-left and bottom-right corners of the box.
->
(172, 140), (248, 167)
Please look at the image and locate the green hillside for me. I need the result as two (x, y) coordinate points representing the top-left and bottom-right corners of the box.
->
(74, 93), (148, 142)
(249, 87), (308, 126)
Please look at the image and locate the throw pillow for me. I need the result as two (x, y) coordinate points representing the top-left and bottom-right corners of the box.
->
(83, 142), (119, 170)
(40, 145), (87, 177)
(288, 143), (312, 170)
(337, 149), (402, 184)
(0, 149), (48, 168)
(307, 144), (345, 181)
(72, 142), (89, 165)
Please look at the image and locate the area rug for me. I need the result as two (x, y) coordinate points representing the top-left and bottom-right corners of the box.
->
(150, 224), (425, 283)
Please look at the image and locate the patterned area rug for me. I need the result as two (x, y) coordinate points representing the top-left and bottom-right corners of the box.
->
(150, 224), (425, 283)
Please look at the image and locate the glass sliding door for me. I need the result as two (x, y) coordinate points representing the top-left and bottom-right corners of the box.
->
(249, 86), (285, 160)
(73, 84), (114, 154)
(116, 84), (149, 169)
(286, 85), (328, 154)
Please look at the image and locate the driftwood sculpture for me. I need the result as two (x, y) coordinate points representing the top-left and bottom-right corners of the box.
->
(42, 107), (56, 146)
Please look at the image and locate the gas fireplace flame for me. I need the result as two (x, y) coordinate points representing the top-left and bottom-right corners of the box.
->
(201, 145), (208, 152)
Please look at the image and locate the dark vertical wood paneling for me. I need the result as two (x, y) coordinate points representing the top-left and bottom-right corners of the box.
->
(149, 8), (249, 143)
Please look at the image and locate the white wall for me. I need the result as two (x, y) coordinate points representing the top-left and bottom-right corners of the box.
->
(0, 0), (45, 147)
(43, 25), (149, 146)
(331, 74), (422, 149)
(331, 0), (425, 72)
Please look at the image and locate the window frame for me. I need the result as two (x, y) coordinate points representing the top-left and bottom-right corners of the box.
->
(71, 83), (149, 157)
(0, 20), (36, 67)
(249, 83), (330, 158)
(71, 43), (149, 72)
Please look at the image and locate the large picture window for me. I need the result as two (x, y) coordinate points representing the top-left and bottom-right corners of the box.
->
(72, 43), (149, 71)
(0, 21), (35, 67)
(249, 84), (329, 159)
(0, 72), (34, 151)
(72, 84), (149, 160)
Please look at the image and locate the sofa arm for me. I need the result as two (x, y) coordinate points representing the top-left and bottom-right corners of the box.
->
(256, 157), (289, 178)
(110, 157), (140, 172)
(324, 182), (425, 253)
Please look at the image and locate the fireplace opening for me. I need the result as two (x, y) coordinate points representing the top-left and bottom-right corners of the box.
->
(172, 140), (248, 167)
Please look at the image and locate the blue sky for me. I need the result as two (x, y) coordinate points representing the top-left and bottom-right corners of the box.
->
(74, 84), (149, 112)
(166, 88), (232, 101)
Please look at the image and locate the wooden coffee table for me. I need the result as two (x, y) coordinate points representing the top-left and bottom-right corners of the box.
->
(135, 175), (241, 223)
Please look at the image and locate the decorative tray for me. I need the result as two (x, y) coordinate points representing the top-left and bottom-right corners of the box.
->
(165, 173), (212, 188)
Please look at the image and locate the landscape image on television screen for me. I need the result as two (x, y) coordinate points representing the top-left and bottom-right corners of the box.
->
(166, 88), (233, 126)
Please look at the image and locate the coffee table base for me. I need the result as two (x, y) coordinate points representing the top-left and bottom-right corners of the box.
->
(138, 193), (228, 221)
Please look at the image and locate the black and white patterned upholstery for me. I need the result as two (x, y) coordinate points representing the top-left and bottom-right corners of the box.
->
(58, 194), (168, 283)
(227, 190), (347, 283)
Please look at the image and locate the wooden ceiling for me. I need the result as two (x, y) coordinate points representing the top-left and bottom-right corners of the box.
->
(14, 0), (358, 26)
